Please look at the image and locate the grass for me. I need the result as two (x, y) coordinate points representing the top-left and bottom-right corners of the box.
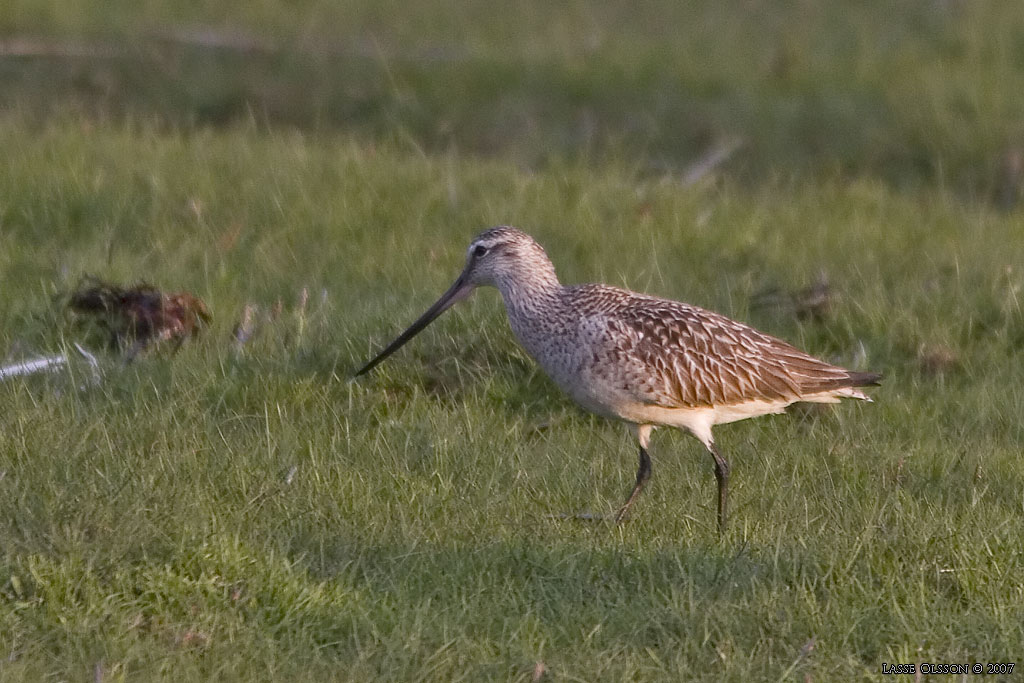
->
(1, 126), (1022, 681)
(4, 1), (1024, 196)
(1, 1), (1024, 681)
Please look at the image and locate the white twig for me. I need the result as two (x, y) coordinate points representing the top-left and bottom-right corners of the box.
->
(0, 344), (103, 387)
(73, 343), (103, 386)
(681, 138), (744, 187)
(0, 354), (67, 380)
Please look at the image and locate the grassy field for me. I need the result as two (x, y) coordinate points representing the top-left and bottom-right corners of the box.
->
(2, 2), (1024, 681)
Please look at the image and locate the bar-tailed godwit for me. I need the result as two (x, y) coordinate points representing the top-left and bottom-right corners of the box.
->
(356, 226), (880, 531)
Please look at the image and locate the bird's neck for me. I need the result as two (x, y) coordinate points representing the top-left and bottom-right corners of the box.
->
(493, 261), (572, 365)
(494, 260), (562, 319)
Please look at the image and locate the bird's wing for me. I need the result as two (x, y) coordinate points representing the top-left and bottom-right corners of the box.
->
(578, 287), (861, 409)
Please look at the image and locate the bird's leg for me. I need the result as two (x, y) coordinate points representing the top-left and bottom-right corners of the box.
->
(707, 442), (730, 534)
(614, 444), (651, 523)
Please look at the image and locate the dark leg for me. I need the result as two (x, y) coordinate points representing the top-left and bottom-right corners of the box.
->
(614, 445), (652, 523)
(708, 442), (730, 534)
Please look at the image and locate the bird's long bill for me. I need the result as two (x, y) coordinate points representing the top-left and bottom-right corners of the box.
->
(354, 273), (474, 377)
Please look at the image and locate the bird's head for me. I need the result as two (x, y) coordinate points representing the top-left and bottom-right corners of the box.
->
(354, 225), (554, 376)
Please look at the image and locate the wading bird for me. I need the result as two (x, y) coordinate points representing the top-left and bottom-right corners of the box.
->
(355, 227), (879, 532)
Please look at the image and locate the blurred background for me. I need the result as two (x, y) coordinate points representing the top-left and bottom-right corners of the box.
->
(3, 0), (1023, 205)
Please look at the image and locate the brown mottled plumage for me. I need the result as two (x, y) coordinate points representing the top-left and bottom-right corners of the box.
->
(356, 226), (880, 532)
(559, 286), (874, 408)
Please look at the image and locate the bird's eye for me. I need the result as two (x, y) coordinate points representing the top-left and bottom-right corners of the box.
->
(473, 245), (489, 258)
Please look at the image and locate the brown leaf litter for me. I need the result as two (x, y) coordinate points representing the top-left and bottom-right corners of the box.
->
(67, 277), (211, 359)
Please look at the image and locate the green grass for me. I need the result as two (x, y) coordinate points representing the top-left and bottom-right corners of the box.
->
(0, 125), (1022, 681)
(4, 1), (1024, 197)
(2, 1), (1024, 680)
